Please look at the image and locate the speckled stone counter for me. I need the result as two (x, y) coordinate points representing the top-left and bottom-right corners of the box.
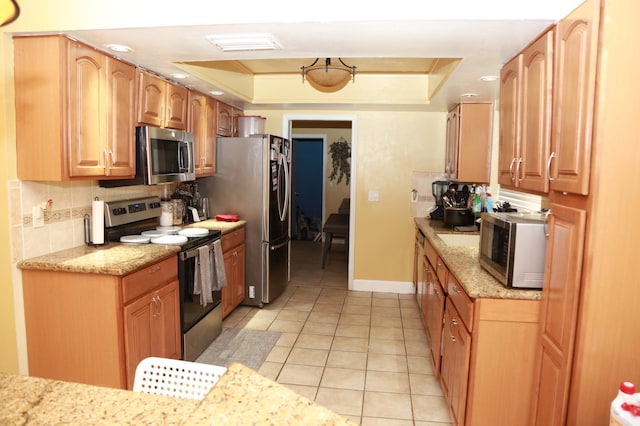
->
(415, 217), (541, 301)
(0, 363), (354, 425)
(16, 243), (180, 275)
(185, 218), (246, 235)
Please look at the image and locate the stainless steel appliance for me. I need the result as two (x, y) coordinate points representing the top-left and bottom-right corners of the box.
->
(202, 134), (291, 307)
(103, 196), (223, 361)
(478, 212), (547, 289)
(100, 126), (195, 187)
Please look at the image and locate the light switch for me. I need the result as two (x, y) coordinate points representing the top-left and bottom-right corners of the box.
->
(368, 190), (379, 202)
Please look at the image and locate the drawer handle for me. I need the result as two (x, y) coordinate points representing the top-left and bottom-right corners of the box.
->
(148, 266), (161, 274)
(451, 284), (459, 294)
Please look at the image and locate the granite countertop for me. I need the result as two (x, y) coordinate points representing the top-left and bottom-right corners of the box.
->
(415, 217), (541, 301)
(0, 363), (354, 425)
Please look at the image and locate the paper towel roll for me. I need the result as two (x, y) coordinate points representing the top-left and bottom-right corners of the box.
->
(91, 199), (104, 245)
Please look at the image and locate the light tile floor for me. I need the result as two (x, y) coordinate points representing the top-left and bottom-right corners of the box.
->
(222, 240), (453, 425)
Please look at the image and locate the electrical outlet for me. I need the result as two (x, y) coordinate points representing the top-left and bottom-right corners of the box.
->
(32, 206), (44, 228)
(249, 286), (255, 298)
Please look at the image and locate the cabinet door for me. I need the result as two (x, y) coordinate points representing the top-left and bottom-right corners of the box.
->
(137, 71), (165, 127)
(188, 91), (205, 173)
(165, 83), (188, 130)
(445, 106), (460, 180)
(520, 30), (553, 193)
(531, 204), (586, 425)
(549, 0), (598, 195)
(217, 101), (233, 136)
(222, 248), (235, 317)
(424, 261), (445, 378)
(498, 54), (521, 187)
(232, 244), (246, 308)
(106, 57), (136, 177)
(68, 42), (107, 177)
(123, 280), (181, 389)
(202, 97), (217, 175)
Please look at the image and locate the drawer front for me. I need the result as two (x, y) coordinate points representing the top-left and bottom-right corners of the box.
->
(221, 227), (245, 252)
(447, 274), (474, 331)
(122, 256), (178, 304)
(424, 238), (438, 269)
(435, 256), (448, 286)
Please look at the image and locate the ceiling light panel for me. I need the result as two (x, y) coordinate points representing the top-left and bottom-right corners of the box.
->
(205, 34), (281, 52)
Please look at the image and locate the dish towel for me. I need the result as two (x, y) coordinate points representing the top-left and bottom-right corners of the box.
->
(194, 245), (213, 306)
(212, 239), (227, 291)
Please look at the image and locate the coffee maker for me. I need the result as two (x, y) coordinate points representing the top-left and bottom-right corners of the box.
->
(429, 180), (450, 220)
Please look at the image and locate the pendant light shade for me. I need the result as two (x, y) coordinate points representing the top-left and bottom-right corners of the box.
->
(301, 58), (356, 93)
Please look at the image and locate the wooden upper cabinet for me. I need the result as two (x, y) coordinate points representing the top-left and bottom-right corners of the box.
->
(216, 101), (233, 136)
(549, 0), (598, 195)
(445, 103), (493, 183)
(14, 35), (136, 181)
(498, 29), (554, 193)
(188, 90), (216, 177)
(137, 71), (187, 130)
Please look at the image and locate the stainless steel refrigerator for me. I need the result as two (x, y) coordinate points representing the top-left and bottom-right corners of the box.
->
(202, 134), (290, 307)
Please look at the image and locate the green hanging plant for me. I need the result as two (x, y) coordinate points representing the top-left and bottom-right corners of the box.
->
(328, 137), (351, 185)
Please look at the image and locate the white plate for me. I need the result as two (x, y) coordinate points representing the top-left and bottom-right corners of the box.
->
(120, 235), (151, 244)
(141, 230), (169, 238)
(178, 228), (209, 237)
(150, 235), (188, 245)
(156, 226), (181, 234)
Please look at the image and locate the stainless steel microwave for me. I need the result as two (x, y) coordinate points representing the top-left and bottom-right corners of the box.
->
(100, 126), (195, 187)
(478, 212), (547, 289)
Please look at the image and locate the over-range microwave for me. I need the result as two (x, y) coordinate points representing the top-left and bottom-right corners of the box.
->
(478, 212), (547, 289)
(100, 126), (195, 187)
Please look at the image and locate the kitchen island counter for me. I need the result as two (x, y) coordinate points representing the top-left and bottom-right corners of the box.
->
(0, 362), (354, 425)
(415, 217), (541, 301)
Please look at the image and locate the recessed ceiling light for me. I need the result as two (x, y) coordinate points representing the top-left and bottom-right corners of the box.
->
(480, 75), (498, 82)
(105, 43), (133, 53)
(209, 90), (225, 96)
(205, 34), (281, 52)
(461, 93), (479, 98)
(171, 73), (188, 79)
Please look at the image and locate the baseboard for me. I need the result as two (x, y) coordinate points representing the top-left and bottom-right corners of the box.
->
(351, 279), (414, 294)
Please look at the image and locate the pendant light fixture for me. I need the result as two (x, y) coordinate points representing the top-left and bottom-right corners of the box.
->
(301, 58), (356, 93)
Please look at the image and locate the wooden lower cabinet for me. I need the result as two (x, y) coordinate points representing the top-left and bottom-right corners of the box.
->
(423, 256), (445, 378)
(22, 256), (180, 390)
(441, 300), (471, 425)
(221, 227), (246, 317)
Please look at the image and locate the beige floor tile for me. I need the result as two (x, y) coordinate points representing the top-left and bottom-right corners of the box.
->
(283, 301), (315, 312)
(407, 356), (434, 375)
(300, 321), (337, 336)
(321, 367), (366, 390)
(339, 313), (371, 326)
(315, 388), (364, 417)
(368, 339), (407, 355)
(326, 350), (368, 370)
(371, 298), (400, 307)
(243, 318), (274, 330)
(335, 324), (370, 339)
(371, 315), (403, 328)
(414, 422), (452, 426)
(331, 336), (369, 352)
(370, 326), (405, 341)
(282, 384), (318, 401)
(365, 371), (411, 394)
(372, 306), (401, 318)
(287, 347), (329, 366)
(367, 353), (408, 373)
(250, 309), (279, 321)
(307, 311), (340, 324)
(342, 415), (362, 424)
(342, 304), (372, 315)
(265, 346), (291, 363)
(363, 391), (413, 420)
(312, 303), (344, 314)
(400, 307), (421, 319)
(403, 328), (428, 342)
(402, 317), (426, 330)
(257, 361), (282, 381)
(316, 294), (346, 305)
(277, 364), (324, 387)
(345, 296), (372, 306)
(361, 417), (414, 425)
(268, 319), (305, 333)
(277, 309), (310, 322)
(411, 395), (451, 422)
(409, 373), (443, 396)
(372, 292), (398, 300)
(405, 339), (430, 357)
(295, 333), (334, 350)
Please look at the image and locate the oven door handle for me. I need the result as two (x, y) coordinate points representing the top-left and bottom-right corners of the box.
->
(180, 240), (216, 261)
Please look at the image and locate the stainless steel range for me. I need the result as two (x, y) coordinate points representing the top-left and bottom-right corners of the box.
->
(104, 196), (223, 361)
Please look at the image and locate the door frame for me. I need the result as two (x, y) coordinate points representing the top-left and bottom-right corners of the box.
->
(282, 114), (357, 290)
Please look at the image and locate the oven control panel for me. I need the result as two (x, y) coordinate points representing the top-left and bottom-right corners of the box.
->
(104, 196), (162, 227)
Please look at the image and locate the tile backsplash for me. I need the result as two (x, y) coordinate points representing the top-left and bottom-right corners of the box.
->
(8, 179), (170, 263)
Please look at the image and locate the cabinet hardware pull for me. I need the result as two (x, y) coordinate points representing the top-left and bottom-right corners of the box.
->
(103, 148), (108, 172)
(451, 335), (457, 342)
(509, 158), (517, 182)
(516, 157), (524, 183)
(544, 209), (552, 238)
(148, 266), (161, 274)
(108, 149), (115, 169)
(546, 152), (557, 182)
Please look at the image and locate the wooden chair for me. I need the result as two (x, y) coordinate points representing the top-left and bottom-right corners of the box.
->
(321, 213), (349, 268)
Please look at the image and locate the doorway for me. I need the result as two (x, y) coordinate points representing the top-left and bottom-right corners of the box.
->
(291, 136), (325, 241)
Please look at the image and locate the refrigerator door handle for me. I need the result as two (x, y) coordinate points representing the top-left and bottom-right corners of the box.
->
(277, 153), (290, 222)
(270, 239), (290, 251)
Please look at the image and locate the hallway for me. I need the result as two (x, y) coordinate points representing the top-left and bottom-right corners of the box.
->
(221, 240), (452, 425)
